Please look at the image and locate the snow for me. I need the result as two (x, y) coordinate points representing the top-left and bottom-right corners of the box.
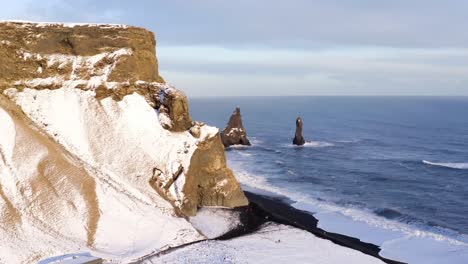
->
(14, 47), (133, 91)
(0, 107), (16, 162)
(0, 86), (223, 263)
(231, 167), (468, 264)
(1, 20), (129, 29)
(292, 200), (468, 264)
(143, 223), (384, 264)
(227, 127), (243, 136)
(0, 21), (396, 263)
(158, 111), (173, 129)
(189, 208), (241, 238)
(2, 84), (387, 264)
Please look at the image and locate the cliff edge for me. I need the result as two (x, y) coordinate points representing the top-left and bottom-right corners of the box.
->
(0, 21), (247, 263)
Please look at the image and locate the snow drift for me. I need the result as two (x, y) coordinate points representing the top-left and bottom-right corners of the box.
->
(0, 21), (247, 263)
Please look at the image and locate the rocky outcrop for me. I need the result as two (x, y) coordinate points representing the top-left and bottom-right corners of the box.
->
(221, 107), (251, 147)
(293, 117), (306, 145)
(151, 133), (249, 216)
(0, 21), (162, 85)
(0, 21), (247, 263)
(0, 21), (192, 132)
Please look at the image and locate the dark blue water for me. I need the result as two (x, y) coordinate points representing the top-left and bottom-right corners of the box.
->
(189, 97), (468, 236)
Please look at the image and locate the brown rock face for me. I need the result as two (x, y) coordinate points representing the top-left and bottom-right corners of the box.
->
(0, 21), (162, 86)
(221, 107), (251, 147)
(150, 133), (249, 216)
(293, 117), (306, 145)
(158, 87), (193, 132)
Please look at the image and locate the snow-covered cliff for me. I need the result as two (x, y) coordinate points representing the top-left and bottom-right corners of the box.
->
(0, 21), (247, 263)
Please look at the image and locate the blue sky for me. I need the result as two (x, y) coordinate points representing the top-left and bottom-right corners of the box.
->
(2, 0), (468, 96)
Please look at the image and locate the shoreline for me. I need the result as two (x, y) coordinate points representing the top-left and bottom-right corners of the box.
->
(217, 191), (405, 264)
(140, 190), (405, 263)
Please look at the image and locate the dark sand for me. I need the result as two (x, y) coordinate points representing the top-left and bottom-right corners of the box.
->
(218, 191), (405, 264)
(137, 191), (405, 263)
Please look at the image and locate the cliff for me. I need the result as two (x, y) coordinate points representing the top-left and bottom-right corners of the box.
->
(0, 21), (247, 263)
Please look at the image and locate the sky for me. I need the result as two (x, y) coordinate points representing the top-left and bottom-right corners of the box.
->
(1, 0), (468, 96)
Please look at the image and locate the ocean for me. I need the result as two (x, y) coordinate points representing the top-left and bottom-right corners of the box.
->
(189, 96), (468, 263)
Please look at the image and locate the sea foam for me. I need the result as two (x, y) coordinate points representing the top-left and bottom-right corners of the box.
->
(423, 160), (468, 170)
(231, 165), (468, 264)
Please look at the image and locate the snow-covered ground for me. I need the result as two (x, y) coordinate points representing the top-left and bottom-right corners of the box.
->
(0, 92), (206, 263)
(189, 208), (241, 239)
(144, 223), (384, 264)
(0, 86), (390, 264)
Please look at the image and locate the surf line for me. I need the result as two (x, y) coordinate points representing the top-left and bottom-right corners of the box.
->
(136, 191), (404, 264)
(217, 191), (405, 264)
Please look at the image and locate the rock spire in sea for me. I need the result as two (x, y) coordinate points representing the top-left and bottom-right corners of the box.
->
(221, 107), (251, 147)
(293, 117), (306, 145)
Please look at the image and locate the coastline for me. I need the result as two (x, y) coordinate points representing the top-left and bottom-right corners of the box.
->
(139, 191), (404, 263)
(223, 191), (404, 264)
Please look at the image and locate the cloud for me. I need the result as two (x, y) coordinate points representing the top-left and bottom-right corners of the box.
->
(1, 0), (468, 95)
(158, 46), (468, 96)
(3, 0), (468, 48)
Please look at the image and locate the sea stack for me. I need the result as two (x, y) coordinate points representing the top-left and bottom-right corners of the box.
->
(293, 117), (306, 145)
(221, 107), (251, 147)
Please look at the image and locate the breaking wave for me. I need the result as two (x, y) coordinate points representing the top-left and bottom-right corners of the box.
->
(288, 141), (334, 148)
(304, 141), (335, 147)
(232, 167), (468, 247)
(423, 160), (468, 170)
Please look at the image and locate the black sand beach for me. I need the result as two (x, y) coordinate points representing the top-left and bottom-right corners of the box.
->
(136, 191), (406, 263)
(218, 191), (405, 264)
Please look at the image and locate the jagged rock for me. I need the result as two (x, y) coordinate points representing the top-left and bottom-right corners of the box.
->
(190, 125), (202, 138)
(0, 21), (248, 262)
(293, 117), (306, 145)
(151, 133), (248, 216)
(158, 87), (193, 132)
(221, 107), (251, 147)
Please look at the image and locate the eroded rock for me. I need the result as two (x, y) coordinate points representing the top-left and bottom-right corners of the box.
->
(293, 117), (306, 146)
(220, 107), (251, 147)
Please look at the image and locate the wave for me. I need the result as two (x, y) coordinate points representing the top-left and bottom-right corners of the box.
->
(238, 152), (253, 157)
(289, 141), (334, 148)
(231, 166), (468, 248)
(249, 138), (263, 146)
(226, 144), (249, 150)
(422, 160), (468, 170)
(304, 141), (335, 147)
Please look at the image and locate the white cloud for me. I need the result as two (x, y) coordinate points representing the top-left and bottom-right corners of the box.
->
(158, 45), (468, 96)
(2, 0), (468, 95)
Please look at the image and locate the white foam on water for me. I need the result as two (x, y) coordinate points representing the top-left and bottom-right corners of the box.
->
(283, 141), (335, 148)
(423, 160), (468, 170)
(238, 152), (253, 157)
(232, 166), (468, 264)
(304, 141), (335, 147)
(249, 137), (263, 146)
(227, 144), (249, 149)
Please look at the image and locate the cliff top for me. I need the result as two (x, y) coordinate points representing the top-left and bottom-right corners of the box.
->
(1, 20), (132, 29)
(0, 20), (162, 89)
